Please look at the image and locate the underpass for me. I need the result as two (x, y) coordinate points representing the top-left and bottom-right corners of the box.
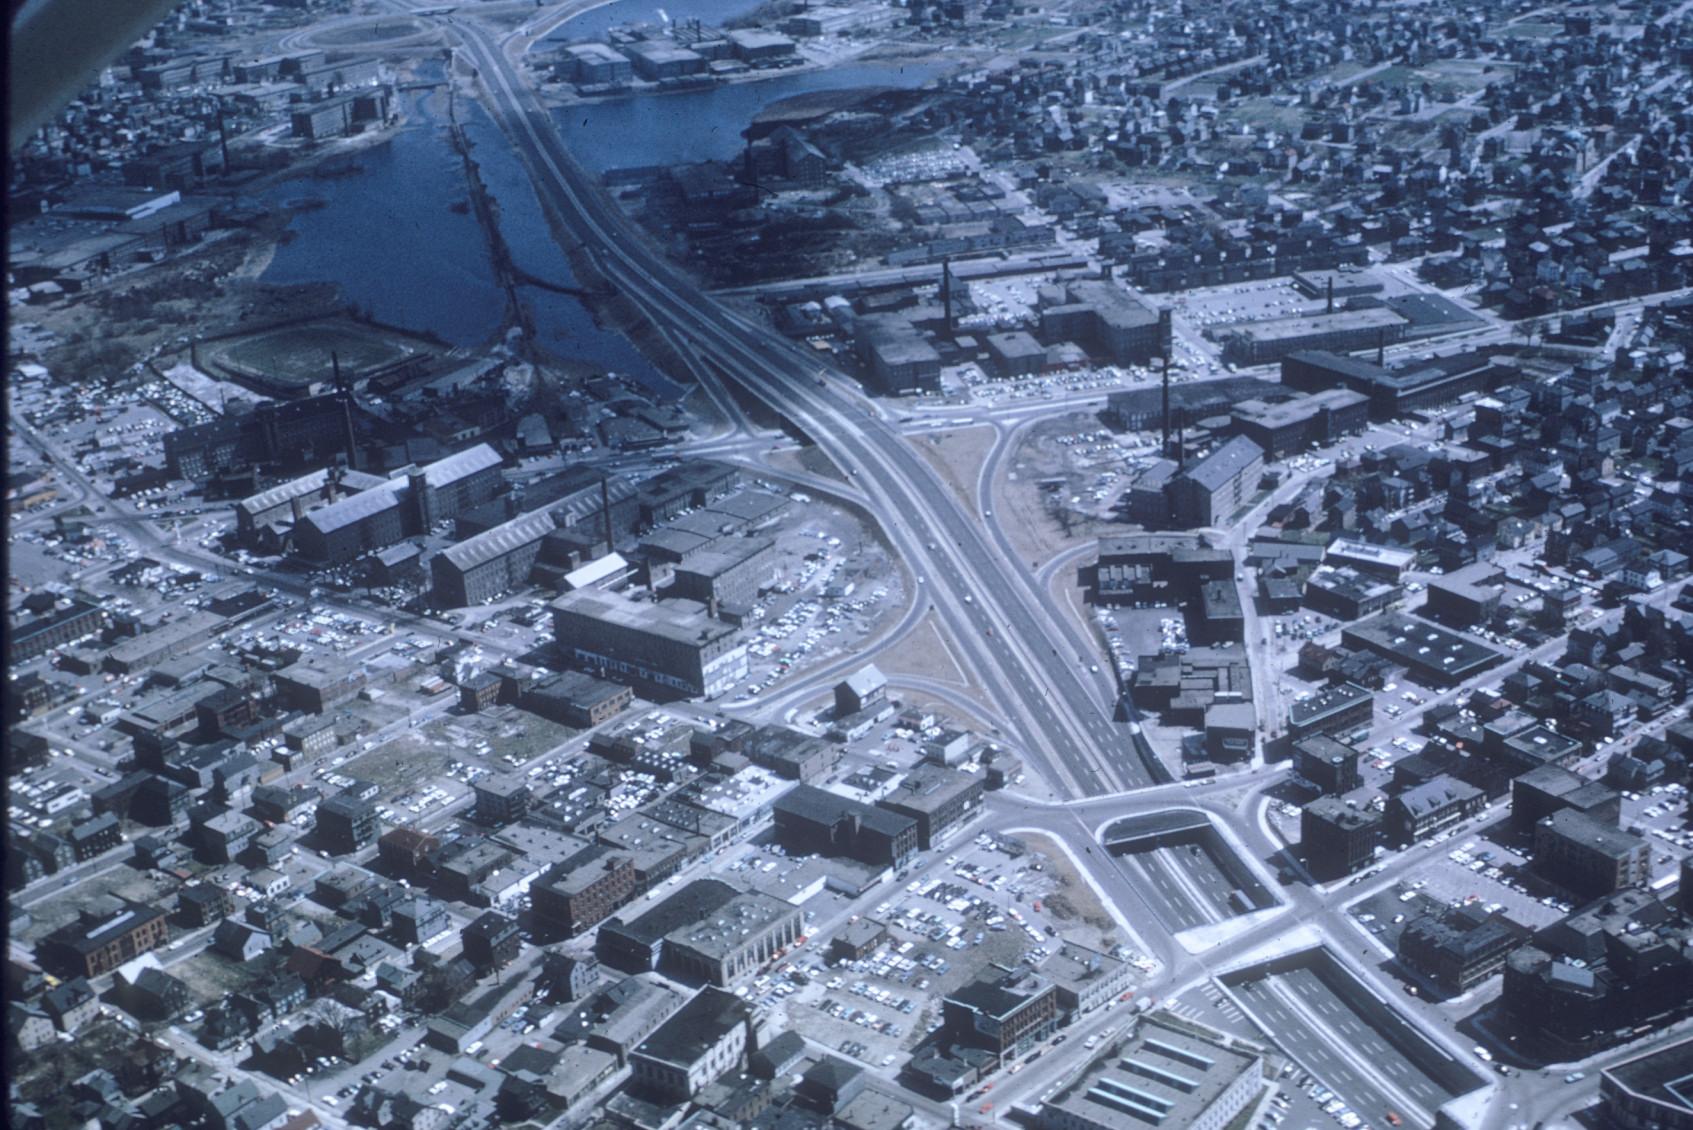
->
(419, 4), (1156, 800)
(1219, 947), (1484, 1128)
(1102, 810), (1278, 932)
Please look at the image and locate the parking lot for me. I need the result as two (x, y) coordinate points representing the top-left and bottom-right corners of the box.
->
(779, 832), (1149, 1071)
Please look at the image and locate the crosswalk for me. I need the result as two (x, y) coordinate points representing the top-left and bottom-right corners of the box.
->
(1161, 983), (1251, 1027)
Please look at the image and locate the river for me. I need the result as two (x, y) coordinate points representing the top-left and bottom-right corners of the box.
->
(259, 13), (943, 395)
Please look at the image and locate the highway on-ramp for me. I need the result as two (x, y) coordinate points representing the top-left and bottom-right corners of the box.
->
(401, 0), (1160, 799)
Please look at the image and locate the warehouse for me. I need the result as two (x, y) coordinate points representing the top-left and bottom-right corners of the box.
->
(552, 590), (746, 699)
(1229, 388), (1369, 459)
(433, 509), (558, 607)
(102, 610), (228, 675)
(1167, 437), (1264, 528)
(668, 537), (778, 609)
(1220, 307), (1406, 366)
(1039, 1017), (1261, 1130)
(1341, 612), (1503, 686)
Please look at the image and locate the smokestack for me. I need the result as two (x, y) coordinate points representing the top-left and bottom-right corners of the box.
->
(1161, 354), (1172, 459)
(1326, 276), (1334, 314)
(332, 350), (342, 388)
(217, 104), (229, 171)
(335, 353), (360, 471)
(942, 259), (954, 334)
(600, 475), (614, 555)
(1177, 410), (1186, 470)
(1377, 327), (1386, 367)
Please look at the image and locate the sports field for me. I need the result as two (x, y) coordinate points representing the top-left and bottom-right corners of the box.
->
(208, 320), (421, 390)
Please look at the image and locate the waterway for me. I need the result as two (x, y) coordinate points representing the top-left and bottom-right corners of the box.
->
(260, 71), (506, 348)
(543, 0), (765, 45)
(554, 60), (949, 173)
(258, 14), (943, 395)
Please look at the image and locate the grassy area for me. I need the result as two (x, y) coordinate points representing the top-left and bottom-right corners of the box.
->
(913, 425), (996, 511)
(878, 611), (968, 689)
(210, 319), (420, 388)
(1231, 99), (1307, 133)
(768, 442), (848, 485)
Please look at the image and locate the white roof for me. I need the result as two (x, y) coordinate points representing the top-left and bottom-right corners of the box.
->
(563, 552), (630, 590)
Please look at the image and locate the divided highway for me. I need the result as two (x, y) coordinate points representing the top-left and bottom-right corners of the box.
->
(422, 6), (1158, 798)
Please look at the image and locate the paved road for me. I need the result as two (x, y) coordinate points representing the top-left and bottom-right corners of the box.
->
(403, 4), (1165, 801)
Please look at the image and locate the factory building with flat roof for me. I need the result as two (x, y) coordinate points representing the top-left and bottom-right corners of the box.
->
(552, 590), (746, 700)
(1282, 349), (1516, 420)
(1229, 388), (1369, 459)
(1219, 307), (1406, 366)
(1039, 1016), (1262, 1130)
(1341, 612), (1503, 686)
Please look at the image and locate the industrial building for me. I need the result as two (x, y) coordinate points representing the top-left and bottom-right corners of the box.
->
(628, 987), (752, 1101)
(552, 590), (747, 700)
(432, 509), (558, 607)
(1323, 539), (1417, 582)
(772, 784), (918, 869)
(560, 42), (634, 86)
(1039, 281), (1172, 366)
(1282, 349), (1515, 420)
(943, 969), (1058, 1057)
(1293, 735), (1361, 795)
(294, 444), (505, 565)
(1288, 682), (1374, 741)
(1600, 1038), (1693, 1130)
(235, 466), (391, 544)
(9, 596), (104, 663)
(1039, 1017), (1262, 1130)
(532, 845), (641, 937)
(1341, 612), (1503, 687)
(598, 878), (804, 988)
(1303, 566), (1400, 621)
(1228, 389), (1369, 459)
(1421, 562), (1504, 628)
(272, 656), (366, 715)
(1219, 307), (1406, 366)
(1040, 942), (1133, 1019)
(315, 793), (378, 855)
(39, 899), (171, 978)
(1510, 765), (1620, 833)
(874, 764), (985, 849)
(1532, 810), (1651, 899)
(854, 314), (942, 395)
(667, 537), (778, 608)
(1386, 776), (1485, 845)
(1397, 904), (1526, 995)
(1301, 797), (1381, 880)
(1166, 436), (1264, 528)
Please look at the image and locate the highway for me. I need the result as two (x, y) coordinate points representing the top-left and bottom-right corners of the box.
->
(394, 3), (1165, 800)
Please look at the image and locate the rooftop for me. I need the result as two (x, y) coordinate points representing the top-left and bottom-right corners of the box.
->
(633, 986), (750, 1065)
(1044, 1017), (1261, 1129)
